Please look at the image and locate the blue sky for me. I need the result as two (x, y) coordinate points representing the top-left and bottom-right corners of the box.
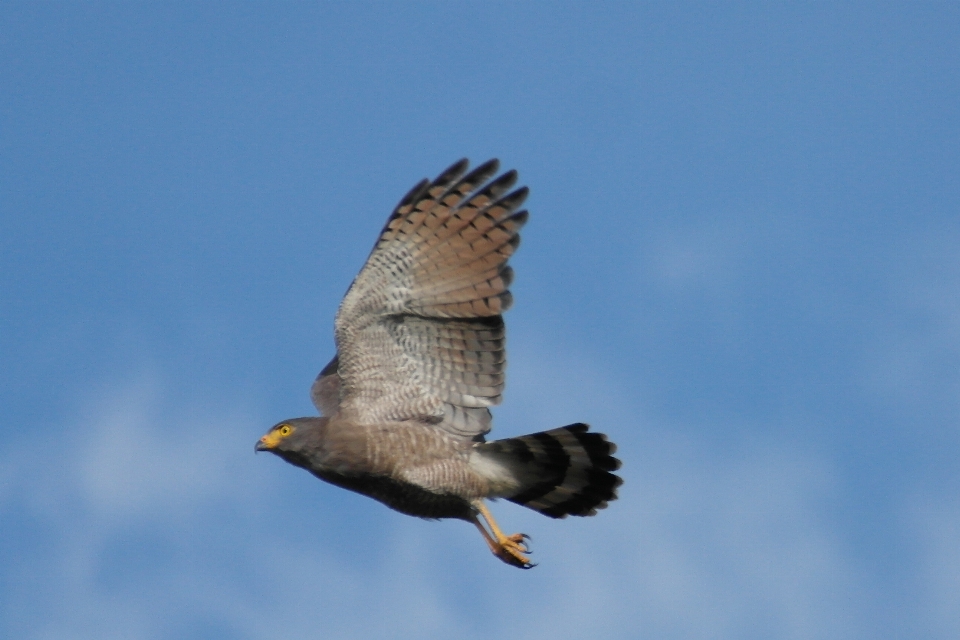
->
(2, 3), (959, 638)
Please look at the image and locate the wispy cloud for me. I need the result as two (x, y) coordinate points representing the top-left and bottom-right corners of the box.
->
(495, 343), (870, 638)
(911, 498), (960, 638)
(861, 231), (960, 416)
(636, 433), (864, 638)
(0, 348), (947, 639)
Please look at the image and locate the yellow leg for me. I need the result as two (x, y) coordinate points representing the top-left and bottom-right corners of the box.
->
(471, 501), (534, 569)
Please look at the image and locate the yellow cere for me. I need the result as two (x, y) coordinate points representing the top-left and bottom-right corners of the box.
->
(259, 424), (294, 449)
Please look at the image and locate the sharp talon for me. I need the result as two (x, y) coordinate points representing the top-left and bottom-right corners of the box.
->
(472, 503), (536, 569)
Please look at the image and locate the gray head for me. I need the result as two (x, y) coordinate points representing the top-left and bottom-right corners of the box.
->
(254, 417), (327, 465)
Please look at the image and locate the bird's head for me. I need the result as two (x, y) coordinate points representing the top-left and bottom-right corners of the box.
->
(255, 417), (326, 459)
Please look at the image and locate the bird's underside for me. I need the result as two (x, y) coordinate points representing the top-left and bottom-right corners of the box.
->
(256, 159), (622, 569)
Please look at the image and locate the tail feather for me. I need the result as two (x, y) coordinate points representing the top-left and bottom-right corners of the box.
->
(476, 423), (622, 518)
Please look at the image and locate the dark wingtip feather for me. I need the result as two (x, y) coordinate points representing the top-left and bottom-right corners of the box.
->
(497, 290), (514, 312)
(473, 158), (500, 175)
(434, 158), (471, 186)
(491, 169), (518, 192)
(395, 178), (430, 211)
(499, 265), (515, 288)
(457, 159), (500, 194)
(499, 186), (529, 211)
(470, 169), (518, 203)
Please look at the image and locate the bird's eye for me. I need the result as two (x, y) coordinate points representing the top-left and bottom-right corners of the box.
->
(279, 425), (292, 436)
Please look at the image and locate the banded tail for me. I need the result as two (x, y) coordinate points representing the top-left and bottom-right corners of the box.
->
(476, 423), (622, 518)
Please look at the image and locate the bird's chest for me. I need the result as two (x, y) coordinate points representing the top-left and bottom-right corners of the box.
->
(306, 420), (476, 519)
(316, 419), (466, 478)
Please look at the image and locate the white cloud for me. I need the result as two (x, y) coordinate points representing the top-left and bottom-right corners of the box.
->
(648, 222), (746, 294)
(909, 499), (960, 638)
(634, 434), (863, 638)
(75, 379), (239, 519)
(486, 343), (870, 638)
(0, 375), (487, 639)
(0, 358), (920, 639)
(861, 231), (960, 413)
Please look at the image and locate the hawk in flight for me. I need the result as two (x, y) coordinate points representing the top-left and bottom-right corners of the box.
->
(256, 159), (621, 568)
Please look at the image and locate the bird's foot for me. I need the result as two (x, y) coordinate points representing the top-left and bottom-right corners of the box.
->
(472, 501), (536, 569)
(491, 532), (534, 569)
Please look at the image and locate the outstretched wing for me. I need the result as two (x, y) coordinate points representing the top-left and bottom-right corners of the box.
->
(332, 159), (528, 438)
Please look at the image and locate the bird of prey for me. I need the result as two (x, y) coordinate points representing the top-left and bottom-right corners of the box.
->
(256, 159), (621, 568)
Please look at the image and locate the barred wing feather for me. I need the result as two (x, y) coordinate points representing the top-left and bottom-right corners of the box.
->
(333, 159), (528, 438)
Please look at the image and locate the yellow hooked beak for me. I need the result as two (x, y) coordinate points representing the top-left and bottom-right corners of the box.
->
(255, 431), (282, 452)
(255, 423), (295, 453)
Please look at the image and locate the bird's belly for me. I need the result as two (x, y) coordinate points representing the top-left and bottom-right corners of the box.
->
(312, 468), (474, 520)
